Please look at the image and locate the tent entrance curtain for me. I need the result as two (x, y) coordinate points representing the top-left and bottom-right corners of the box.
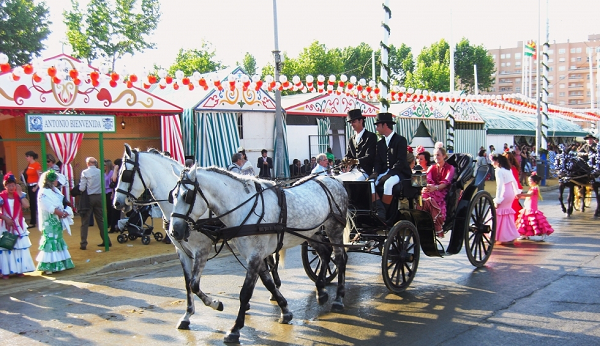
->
(196, 112), (240, 168)
(317, 118), (331, 153)
(181, 108), (196, 157)
(46, 133), (84, 209)
(161, 115), (185, 165)
(395, 118), (446, 146)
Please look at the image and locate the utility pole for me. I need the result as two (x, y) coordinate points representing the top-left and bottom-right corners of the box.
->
(272, 0), (286, 178)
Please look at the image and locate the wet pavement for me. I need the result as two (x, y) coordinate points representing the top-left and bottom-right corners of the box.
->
(1, 188), (600, 345)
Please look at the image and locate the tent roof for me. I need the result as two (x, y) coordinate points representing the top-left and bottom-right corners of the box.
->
(472, 104), (587, 137)
(152, 66), (276, 112)
(0, 54), (182, 116)
(283, 92), (379, 116)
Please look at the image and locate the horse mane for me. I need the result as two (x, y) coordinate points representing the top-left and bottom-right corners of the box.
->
(292, 174), (318, 187)
(203, 166), (276, 188)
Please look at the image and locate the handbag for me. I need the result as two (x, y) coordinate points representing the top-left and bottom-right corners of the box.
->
(0, 231), (18, 250)
(109, 180), (117, 189)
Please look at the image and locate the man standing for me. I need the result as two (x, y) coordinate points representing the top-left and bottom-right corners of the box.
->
(488, 145), (497, 180)
(257, 149), (273, 178)
(369, 112), (412, 223)
(78, 157), (108, 250)
(344, 109), (377, 178)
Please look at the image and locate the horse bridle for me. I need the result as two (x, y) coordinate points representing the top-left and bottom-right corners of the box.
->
(170, 169), (211, 225)
(116, 150), (151, 203)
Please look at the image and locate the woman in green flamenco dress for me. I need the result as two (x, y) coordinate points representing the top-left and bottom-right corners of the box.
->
(36, 170), (75, 275)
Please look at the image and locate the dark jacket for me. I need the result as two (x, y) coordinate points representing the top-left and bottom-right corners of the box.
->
(373, 133), (412, 180)
(257, 156), (273, 178)
(345, 129), (377, 175)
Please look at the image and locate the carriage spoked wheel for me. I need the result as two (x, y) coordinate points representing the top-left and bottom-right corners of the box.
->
(141, 235), (151, 245)
(301, 241), (338, 284)
(573, 187), (592, 211)
(117, 234), (127, 244)
(382, 220), (420, 294)
(128, 234), (138, 241)
(154, 232), (164, 241)
(464, 191), (497, 267)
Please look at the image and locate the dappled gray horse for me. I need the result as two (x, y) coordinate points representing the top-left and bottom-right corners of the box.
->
(169, 165), (349, 343)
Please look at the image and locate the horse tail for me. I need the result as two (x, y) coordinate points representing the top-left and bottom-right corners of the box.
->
(278, 249), (286, 269)
(343, 210), (355, 245)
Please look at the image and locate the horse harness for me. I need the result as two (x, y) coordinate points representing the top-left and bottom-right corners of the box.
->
(170, 170), (347, 257)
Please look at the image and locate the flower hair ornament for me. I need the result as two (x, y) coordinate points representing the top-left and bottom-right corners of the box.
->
(530, 171), (537, 176)
(46, 169), (58, 182)
(416, 145), (425, 154)
(435, 142), (444, 149)
(3, 172), (16, 184)
(407, 145), (414, 153)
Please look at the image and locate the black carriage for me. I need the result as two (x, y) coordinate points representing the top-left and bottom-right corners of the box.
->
(301, 153), (497, 293)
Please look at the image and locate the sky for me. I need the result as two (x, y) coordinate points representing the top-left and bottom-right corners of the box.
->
(41, 0), (600, 76)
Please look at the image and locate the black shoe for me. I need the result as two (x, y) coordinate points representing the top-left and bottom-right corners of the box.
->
(374, 200), (388, 226)
(97, 243), (112, 247)
(27, 225), (36, 229)
(80, 245), (86, 250)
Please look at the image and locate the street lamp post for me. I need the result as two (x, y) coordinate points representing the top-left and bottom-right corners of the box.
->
(272, 0), (285, 178)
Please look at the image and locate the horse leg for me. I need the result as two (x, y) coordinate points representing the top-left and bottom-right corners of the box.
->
(266, 254), (281, 301)
(559, 183), (567, 214)
(259, 259), (293, 324)
(568, 184), (575, 216)
(594, 182), (600, 218)
(579, 186), (586, 212)
(307, 237), (331, 305)
(325, 221), (348, 312)
(175, 250), (195, 330)
(189, 243), (224, 311)
(224, 256), (261, 344)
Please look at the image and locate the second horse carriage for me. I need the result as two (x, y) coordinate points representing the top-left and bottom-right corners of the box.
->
(302, 153), (497, 293)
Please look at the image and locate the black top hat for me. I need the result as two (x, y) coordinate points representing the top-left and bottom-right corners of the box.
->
(584, 134), (597, 140)
(346, 109), (365, 122)
(373, 112), (396, 125)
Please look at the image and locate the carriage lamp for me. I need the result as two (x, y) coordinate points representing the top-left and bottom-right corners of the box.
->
(121, 117), (126, 129)
(411, 164), (427, 188)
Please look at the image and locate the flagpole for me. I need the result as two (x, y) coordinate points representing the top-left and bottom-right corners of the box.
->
(522, 42), (526, 96)
(536, 0), (542, 155)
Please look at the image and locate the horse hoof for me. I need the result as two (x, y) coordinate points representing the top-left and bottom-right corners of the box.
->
(269, 294), (277, 301)
(279, 311), (293, 324)
(216, 301), (224, 311)
(177, 320), (190, 330)
(245, 303), (251, 312)
(331, 301), (345, 312)
(224, 331), (240, 344)
(317, 291), (329, 305)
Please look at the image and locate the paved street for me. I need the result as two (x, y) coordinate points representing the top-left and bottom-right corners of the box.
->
(1, 188), (600, 346)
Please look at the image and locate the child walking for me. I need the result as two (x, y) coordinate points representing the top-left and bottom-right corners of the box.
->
(515, 173), (554, 241)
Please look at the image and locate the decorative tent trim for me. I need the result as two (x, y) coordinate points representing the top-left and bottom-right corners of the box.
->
(284, 93), (379, 116)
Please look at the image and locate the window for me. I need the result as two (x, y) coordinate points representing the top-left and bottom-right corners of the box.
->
(548, 76), (554, 80)
(588, 91), (591, 96)
(559, 75), (565, 80)
(236, 113), (244, 139)
(570, 65), (577, 70)
(571, 57), (576, 62)
(506, 62), (511, 66)
(548, 84), (553, 89)
(559, 101), (565, 105)
(559, 48), (566, 54)
(548, 58), (553, 63)
(516, 61), (521, 66)
(547, 49), (554, 54)
(501, 62), (506, 67)
(549, 92), (554, 97)
(515, 69), (521, 73)
(516, 78), (521, 82)
(516, 87), (521, 92)
(515, 53), (521, 59)
(559, 66), (566, 71)
(559, 57), (566, 62)
(577, 57), (582, 62)
(559, 92), (565, 97)
(559, 84), (565, 88)
(549, 67), (553, 72)
(501, 54), (506, 59)
(506, 53), (511, 59)
(570, 47), (582, 53)
(569, 100), (577, 104)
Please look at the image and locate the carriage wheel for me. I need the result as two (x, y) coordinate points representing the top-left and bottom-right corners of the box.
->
(574, 187), (593, 211)
(128, 234), (138, 241)
(154, 232), (164, 241)
(464, 191), (496, 268)
(117, 234), (127, 244)
(382, 220), (420, 294)
(141, 235), (151, 245)
(301, 241), (338, 284)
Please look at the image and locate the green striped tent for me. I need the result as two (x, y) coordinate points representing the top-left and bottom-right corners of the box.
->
(317, 118), (331, 153)
(196, 112), (240, 168)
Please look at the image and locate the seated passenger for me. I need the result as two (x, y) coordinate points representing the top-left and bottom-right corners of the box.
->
(417, 143), (455, 237)
(227, 153), (243, 174)
(311, 153), (329, 175)
(416, 147), (431, 171)
(368, 112), (412, 224)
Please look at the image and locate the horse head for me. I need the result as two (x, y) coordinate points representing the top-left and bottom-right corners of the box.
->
(169, 164), (209, 241)
(113, 143), (148, 212)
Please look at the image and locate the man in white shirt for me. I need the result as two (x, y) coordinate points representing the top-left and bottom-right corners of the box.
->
(78, 157), (107, 250)
(228, 153), (243, 174)
(311, 153), (329, 175)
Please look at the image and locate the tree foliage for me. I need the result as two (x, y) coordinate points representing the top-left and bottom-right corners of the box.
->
(405, 39), (450, 92)
(454, 38), (496, 93)
(64, 0), (161, 70)
(0, 0), (51, 66)
(237, 52), (257, 76)
(388, 43), (415, 85)
(167, 44), (225, 76)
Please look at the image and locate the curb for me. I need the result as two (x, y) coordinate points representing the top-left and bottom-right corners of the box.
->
(91, 253), (179, 275)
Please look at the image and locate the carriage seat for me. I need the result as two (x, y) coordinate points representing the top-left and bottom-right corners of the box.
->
(443, 153), (474, 227)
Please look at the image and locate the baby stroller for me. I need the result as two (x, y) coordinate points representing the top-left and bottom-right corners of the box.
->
(116, 204), (164, 245)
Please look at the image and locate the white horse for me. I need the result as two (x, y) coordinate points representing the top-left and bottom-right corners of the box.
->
(112, 144), (226, 330)
(169, 165), (350, 344)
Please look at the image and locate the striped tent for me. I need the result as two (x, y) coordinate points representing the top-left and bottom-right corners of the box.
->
(196, 112), (240, 168)
(389, 102), (447, 146)
(45, 132), (84, 207)
(181, 109), (196, 157)
(317, 118), (330, 153)
(160, 115), (185, 165)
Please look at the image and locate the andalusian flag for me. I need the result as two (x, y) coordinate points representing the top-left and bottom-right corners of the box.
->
(525, 40), (537, 59)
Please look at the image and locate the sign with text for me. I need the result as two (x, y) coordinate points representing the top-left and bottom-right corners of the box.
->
(25, 114), (116, 133)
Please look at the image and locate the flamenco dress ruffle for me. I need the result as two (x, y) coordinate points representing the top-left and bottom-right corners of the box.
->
(36, 215), (74, 273)
(496, 208), (521, 242)
(516, 209), (555, 237)
(0, 227), (36, 276)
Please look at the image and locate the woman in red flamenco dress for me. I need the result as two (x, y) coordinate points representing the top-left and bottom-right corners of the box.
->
(515, 173), (554, 241)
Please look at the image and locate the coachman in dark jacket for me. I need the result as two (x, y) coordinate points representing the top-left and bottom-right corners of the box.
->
(345, 109), (377, 175)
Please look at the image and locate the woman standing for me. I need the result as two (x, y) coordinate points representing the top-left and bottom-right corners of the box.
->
(24, 151), (42, 228)
(104, 160), (120, 233)
(491, 154), (521, 244)
(503, 151), (523, 220)
(418, 144), (455, 238)
(0, 172), (36, 278)
(36, 170), (75, 275)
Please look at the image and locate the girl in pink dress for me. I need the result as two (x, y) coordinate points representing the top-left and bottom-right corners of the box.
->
(418, 144), (455, 238)
(491, 154), (521, 244)
(515, 173), (554, 241)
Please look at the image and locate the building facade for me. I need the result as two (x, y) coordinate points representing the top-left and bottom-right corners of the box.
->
(488, 34), (600, 110)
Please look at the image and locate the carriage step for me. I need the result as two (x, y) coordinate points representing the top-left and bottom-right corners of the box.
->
(344, 240), (380, 250)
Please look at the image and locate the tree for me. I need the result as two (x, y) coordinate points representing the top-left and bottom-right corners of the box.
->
(0, 0), (51, 66)
(167, 44), (225, 76)
(388, 43), (414, 85)
(341, 42), (374, 81)
(405, 39), (450, 92)
(237, 52), (257, 76)
(454, 38), (496, 93)
(64, 0), (161, 70)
